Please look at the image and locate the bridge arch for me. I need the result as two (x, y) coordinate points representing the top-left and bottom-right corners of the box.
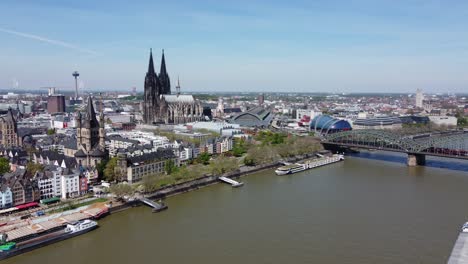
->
(323, 129), (415, 152)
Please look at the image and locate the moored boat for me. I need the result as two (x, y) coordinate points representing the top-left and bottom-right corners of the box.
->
(0, 220), (98, 260)
(275, 154), (344, 176)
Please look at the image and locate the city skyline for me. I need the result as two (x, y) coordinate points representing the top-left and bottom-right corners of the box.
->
(1, 0), (468, 93)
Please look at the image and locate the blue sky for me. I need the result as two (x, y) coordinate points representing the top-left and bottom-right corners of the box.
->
(0, 0), (467, 93)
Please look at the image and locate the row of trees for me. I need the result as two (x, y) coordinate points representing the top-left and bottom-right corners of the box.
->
(244, 135), (322, 166)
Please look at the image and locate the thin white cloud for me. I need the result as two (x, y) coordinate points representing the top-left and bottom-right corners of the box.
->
(0, 27), (100, 55)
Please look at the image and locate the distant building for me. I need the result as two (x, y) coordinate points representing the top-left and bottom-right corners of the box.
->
(310, 115), (352, 134)
(0, 108), (20, 148)
(353, 116), (402, 130)
(296, 109), (322, 121)
(428, 116), (457, 127)
(258, 93), (265, 106)
(47, 95), (66, 114)
(399, 115), (430, 125)
(415, 89), (424, 108)
(142, 49), (203, 124)
(229, 107), (273, 128)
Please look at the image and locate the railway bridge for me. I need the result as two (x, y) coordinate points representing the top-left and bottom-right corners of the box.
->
(321, 129), (468, 166)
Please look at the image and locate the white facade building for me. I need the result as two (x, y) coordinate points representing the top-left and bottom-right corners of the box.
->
(296, 109), (322, 121)
(0, 187), (13, 208)
(428, 116), (457, 127)
(61, 171), (80, 199)
(415, 89), (424, 108)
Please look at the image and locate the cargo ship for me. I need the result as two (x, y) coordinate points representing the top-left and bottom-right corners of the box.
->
(275, 154), (344, 175)
(0, 220), (98, 260)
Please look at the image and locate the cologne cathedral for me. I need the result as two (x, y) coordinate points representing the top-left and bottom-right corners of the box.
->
(142, 49), (203, 124)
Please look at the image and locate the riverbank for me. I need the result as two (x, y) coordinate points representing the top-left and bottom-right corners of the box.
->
(109, 153), (319, 214)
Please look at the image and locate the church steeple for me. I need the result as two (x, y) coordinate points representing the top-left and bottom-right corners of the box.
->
(158, 49), (171, 94)
(148, 48), (155, 74)
(85, 96), (99, 129)
(160, 49), (167, 76)
(176, 76), (181, 96)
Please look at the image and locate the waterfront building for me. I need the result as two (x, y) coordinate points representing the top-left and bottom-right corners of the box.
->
(1, 169), (40, 206)
(0, 186), (12, 208)
(60, 168), (81, 199)
(117, 148), (179, 184)
(310, 115), (352, 134)
(142, 49), (203, 124)
(34, 168), (61, 199)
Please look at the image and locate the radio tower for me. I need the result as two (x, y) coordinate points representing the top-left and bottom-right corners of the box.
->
(72, 71), (80, 99)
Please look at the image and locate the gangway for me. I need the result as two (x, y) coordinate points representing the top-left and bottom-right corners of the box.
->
(139, 197), (168, 212)
(218, 176), (244, 188)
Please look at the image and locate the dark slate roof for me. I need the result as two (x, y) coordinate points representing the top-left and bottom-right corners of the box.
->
(38, 151), (77, 168)
(18, 127), (44, 137)
(90, 148), (105, 157)
(74, 149), (87, 157)
(62, 137), (77, 150)
(83, 96), (99, 129)
(127, 148), (175, 165)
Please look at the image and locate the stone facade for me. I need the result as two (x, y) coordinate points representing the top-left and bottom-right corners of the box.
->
(142, 49), (203, 124)
(0, 108), (20, 148)
(74, 97), (107, 167)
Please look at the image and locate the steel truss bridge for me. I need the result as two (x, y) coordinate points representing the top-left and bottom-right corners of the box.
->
(321, 130), (468, 165)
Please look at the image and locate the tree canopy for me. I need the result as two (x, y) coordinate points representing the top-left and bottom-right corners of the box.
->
(104, 157), (119, 182)
(0, 157), (10, 174)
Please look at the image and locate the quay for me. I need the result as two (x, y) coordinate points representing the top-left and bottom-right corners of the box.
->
(448, 232), (468, 263)
(218, 176), (244, 187)
(139, 197), (168, 212)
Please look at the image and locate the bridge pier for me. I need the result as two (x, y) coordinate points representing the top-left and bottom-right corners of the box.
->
(407, 153), (426, 166)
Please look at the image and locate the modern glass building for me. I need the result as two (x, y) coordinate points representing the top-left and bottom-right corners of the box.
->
(309, 115), (352, 134)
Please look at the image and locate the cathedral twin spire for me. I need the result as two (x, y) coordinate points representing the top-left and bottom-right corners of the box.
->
(146, 49), (170, 95)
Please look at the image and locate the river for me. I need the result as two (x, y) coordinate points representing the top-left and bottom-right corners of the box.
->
(6, 153), (468, 264)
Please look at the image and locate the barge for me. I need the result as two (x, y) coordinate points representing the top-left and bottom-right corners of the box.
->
(0, 220), (98, 260)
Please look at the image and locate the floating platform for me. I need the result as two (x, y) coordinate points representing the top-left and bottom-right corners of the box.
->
(139, 197), (168, 213)
(218, 176), (244, 188)
(448, 232), (468, 263)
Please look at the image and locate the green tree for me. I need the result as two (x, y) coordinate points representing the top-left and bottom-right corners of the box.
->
(209, 156), (238, 175)
(46, 128), (56, 135)
(457, 116), (468, 127)
(197, 152), (211, 165)
(96, 160), (107, 180)
(164, 159), (178, 175)
(109, 183), (134, 198)
(0, 157), (10, 174)
(232, 139), (247, 157)
(243, 155), (255, 166)
(141, 174), (159, 193)
(26, 162), (44, 175)
(103, 157), (119, 182)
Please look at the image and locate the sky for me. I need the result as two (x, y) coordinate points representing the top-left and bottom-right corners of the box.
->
(0, 0), (467, 94)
